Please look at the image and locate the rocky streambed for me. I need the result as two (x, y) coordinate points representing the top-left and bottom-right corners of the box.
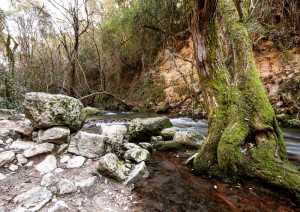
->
(0, 92), (299, 211)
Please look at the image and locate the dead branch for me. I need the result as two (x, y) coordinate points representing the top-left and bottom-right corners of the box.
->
(79, 91), (132, 109)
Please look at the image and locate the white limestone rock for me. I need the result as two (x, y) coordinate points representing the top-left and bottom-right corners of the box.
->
(23, 143), (54, 158)
(75, 176), (97, 189)
(13, 187), (52, 212)
(41, 173), (60, 187)
(124, 161), (147, 185)
(68, 131), (108, 158)
(10, 140), (37, 150)
(0, 173), (7, 180)
(57, 179), (78, 195)
(124, 148), (150, 163)
(0, 151), (15, 167)
(173, 131), (205, 144)
(16, 154), (28, 165)
(35, 155), (57, 175)
(101, 124), (127, 145)
(38, 127), (70, 144)
(9, 164), (19, 172)
(59, 155), (70, 164)
(66, 156), (86, 168)
(97, 153), (127, 181)
(48, 200), (69, 212)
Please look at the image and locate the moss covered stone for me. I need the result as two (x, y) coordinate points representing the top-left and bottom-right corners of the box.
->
(129, 116), (173, 142)
(23, 92), (86, 132)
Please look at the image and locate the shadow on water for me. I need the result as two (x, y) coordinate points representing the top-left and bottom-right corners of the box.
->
(84, 112), (300, 211)
(132, 152), (298, 212)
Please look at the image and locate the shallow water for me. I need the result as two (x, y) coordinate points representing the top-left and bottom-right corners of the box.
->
(85, 112), (300, 210)
(87, 112), (300, 166)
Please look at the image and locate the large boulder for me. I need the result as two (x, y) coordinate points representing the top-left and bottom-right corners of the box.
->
(129, 117), (173, 142)
(23, 92), (86, 131)
(68, 131), (108, 158)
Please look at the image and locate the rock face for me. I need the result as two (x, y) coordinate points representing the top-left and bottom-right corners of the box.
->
(97, 153), (127, 181)
(38, 127), (70, 144)
(23, 92), (86, 131)
(129, 117), (173, 142)
(68, 131), (108, 158)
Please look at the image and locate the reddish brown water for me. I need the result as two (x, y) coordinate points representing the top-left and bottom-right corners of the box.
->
(132, 151), (299, 212)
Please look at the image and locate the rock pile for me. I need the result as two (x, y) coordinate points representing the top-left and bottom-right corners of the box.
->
(0, 92), (205, 211)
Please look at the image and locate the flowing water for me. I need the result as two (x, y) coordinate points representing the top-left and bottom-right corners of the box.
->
(85, 111), (300, 211)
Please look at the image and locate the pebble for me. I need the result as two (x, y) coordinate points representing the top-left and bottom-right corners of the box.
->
(13, 187), (52, 211)
(57, 143), (69, 154)
(60, 155), (70, 163)
(48, 200), (69, 212)
(5, 138), (13, 144)
(16, 154), (28, 165)
(54, 168), (64, 173)
(26, 161), (34, 167)
(0, 173), (6, 180)
(9, 164), (19, 172)
(0, 151), (15, 167)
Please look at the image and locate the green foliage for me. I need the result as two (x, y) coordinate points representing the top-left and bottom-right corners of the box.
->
(129, 72), (166, 111)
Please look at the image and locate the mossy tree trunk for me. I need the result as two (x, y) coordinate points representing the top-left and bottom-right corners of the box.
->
(192, 0), (300, 200)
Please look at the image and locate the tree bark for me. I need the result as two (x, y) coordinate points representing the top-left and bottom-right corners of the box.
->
(192, 0), (300, 201)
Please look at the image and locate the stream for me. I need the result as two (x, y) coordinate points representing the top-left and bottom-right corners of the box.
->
(85, 111), (300, 211)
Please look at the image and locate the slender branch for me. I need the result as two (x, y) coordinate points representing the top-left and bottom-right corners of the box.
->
(79, 91), (132, 109)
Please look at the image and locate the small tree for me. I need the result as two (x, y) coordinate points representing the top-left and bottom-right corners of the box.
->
(0, 11), (18, 102)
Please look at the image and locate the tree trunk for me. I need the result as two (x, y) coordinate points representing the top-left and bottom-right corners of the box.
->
(192, 0), (300, 201)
